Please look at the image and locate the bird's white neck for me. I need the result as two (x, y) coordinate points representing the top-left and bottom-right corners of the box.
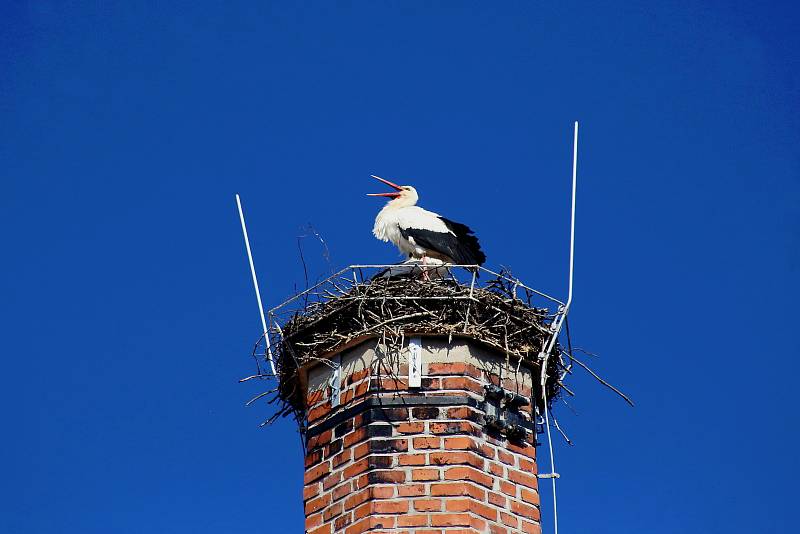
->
(372, 190), (420, 244)
(384, 193), (418, 209)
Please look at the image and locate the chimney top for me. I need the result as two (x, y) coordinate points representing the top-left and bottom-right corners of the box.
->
(269, 266), (563, 425)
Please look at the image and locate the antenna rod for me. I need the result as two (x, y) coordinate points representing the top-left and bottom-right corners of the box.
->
(566, 120), (578, 312)
(540, 121), (579, 534)
(236, 194), (276, 376)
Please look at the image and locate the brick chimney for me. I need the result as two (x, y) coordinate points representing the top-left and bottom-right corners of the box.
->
(301, 338), (542, 534)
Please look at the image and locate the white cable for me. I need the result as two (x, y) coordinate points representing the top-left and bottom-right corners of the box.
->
(236, 194), (277, 376)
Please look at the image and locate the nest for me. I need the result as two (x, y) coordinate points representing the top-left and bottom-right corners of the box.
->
(271, 271), (563, 423)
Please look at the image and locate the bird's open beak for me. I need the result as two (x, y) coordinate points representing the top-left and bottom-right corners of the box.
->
(367, 175), (403, 198)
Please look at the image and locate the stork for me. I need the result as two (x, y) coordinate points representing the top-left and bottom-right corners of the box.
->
(368, 175), (486, 269)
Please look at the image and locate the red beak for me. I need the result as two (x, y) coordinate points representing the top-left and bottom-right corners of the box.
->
(367, 175), (403, 198)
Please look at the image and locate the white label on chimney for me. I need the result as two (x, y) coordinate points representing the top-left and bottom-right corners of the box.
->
(408, 337), (422, 388)
(329, 354), (341, 408)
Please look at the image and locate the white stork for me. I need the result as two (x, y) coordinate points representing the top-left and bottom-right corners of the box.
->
(368, 175), (486, 267)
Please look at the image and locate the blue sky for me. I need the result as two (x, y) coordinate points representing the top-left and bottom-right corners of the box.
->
(1, 2), (798, 533)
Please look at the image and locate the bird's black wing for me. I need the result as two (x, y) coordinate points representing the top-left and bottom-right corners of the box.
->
(399, 217), (486, 266)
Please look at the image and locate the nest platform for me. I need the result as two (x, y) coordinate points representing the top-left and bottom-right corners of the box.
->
(260, 265), (566, 426)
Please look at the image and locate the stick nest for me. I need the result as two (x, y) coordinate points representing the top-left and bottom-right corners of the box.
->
(273, 272), (563, 419)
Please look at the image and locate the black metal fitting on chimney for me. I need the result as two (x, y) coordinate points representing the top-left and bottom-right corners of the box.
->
(481, 385), (534, 444)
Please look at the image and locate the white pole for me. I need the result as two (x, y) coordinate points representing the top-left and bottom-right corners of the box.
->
(236, 194), (276, 376)
(566, 120), (578, 311)
(540, 121), (579, 534)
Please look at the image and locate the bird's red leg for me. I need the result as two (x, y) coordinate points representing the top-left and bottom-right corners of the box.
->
(421, 254), (430, 281)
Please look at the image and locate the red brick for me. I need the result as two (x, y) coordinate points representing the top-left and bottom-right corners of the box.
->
(369, 516), (396, 529)
(507, 441), (536, 459)
(369, 438), (408, 454)
(444, 498), (470, 512)
(429, 451), (484, 469)
(488, 461), (504, 477)
(305, 512), (322, 530)
(354, 473), (370, 490)
(354, 380), (369, 397)
(353, 503), (372, 521)
(307, 430), (332, 450)
(414, 498), (443, 512)
(305, 493), (331, 515)
(522, 520), (543, 533)
(444, 436), (475, 450)
(343, 458), (370, 479)
(519, 457), (537, 473)
(444, 499), (498, 520)
(307, 523), (331, 534)
(323, 501), (343, 522)
(308, 401), (331, 423)
(398, 453), (426, 466)
(344, 427), (368, 448)
(441, 376), (483, 394)
(413, 437), (441, 449)
(371, 486), (394, 499)
(344, 489), (370, 511)
(322, 471), (342, 490)
(303, 483), (320, 501)
(412, 468), (440, 481)
(397, 515), (428, 527)
(479, 443), (496, 459)
(396, 422), (425, 434)
(339, 388), (354, 405)
(508, 469), (538, 489)
(345, 516), (396, 534)
(444, 466), (494, 489)
(488, 490), (507, 508)
(411, 406), (440, 419)
(332, 449), (351, 467)
(333, 482), (352, 502)
(421, 377), (441, 389)
(502, 379), (531, 398)
(521, 488), (540, 505)
(470, 517), (488, 531)
(511, 500), (541, 521)
(374, 375), (405, 390)
(470, 500), (498, 521)
(447, 407), (474, 419)
(500, 511), (520, 528)
(368, 470), (406, 484)
(305, 448), (322, 468)
(335, 513), (353, 530)
(430, 513), (472, 527)
(489, 524), (509, 534)
(499, 480), (516, 498)
(373, 500), (408, 514)
(497, 449), (514, 466)
(353, 441), (370, 460)
(430, 482), (485, 500)
(348, 369), (369, 384)
(306, 388), (325, 405)
(344, 518), (368, 534)
(428, 362), (481, 378)
(397, 484), (426, 497)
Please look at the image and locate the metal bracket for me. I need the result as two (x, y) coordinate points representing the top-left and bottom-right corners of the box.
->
(537, 473), (561, 479)
(408, 337), (422, 388)
(481, 384), (533, 444)
(329, 354), (341, 408)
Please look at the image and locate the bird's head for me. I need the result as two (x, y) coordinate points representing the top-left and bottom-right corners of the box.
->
(367, 175), (418, 207)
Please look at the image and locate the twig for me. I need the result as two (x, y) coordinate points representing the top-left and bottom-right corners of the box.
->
(569, 354), (634, 407)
